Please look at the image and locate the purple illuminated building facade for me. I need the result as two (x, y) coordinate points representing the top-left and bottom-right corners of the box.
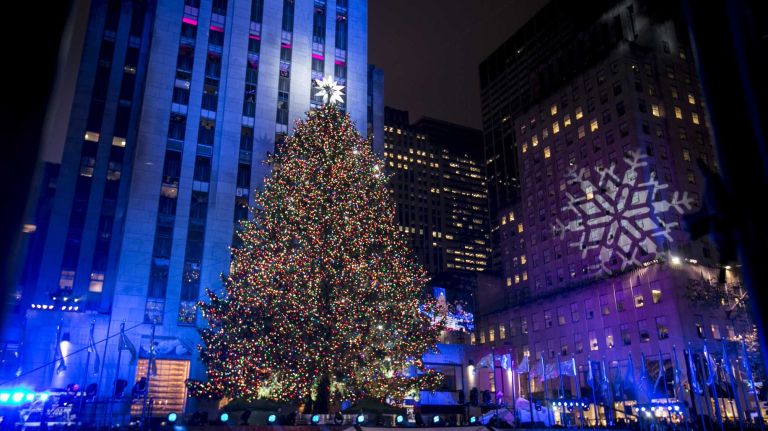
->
(473, 0), (761, 424)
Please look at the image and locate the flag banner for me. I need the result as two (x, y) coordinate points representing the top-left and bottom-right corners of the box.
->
(516, 356), (529, 374)
(686, 347), (703, 395)
(476, 353), (493, 369)
(88, 323), (101, 374)
(559, 360), (576, 376)
(500, 353), (513, 370)
(532, 360), (558, 382)
(118, 328), (137, 363)
(638, 353), (651, 402)
(703, 341), (717, 386)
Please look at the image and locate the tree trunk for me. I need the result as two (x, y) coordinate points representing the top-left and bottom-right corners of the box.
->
(315, 374), (331, 413)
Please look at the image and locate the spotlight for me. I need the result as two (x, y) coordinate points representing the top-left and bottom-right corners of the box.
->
(25, 393), (34, 402)
(670, 256), (681, 265)
(12, 392), (24, 403)
(396, 415), (404, 424)
(167, 412), (177, 423)
(357, 414), (365, 424)
(667, 406), (672, 411)
(220, 412), (229, 423)
(311, 414), (320, 424)
(0, 393), (10, 402)
(39, 393), (50, 402)
(268, 414), (277, 424)
(432, 415), (440, 424)
(469, 416), (477, 424)
(674, 405), (680, 412)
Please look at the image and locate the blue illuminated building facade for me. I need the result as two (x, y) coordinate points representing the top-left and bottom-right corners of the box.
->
(3, 0), (368, 418)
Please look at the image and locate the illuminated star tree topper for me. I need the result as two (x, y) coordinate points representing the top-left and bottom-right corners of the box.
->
(314, 75), (345, 105)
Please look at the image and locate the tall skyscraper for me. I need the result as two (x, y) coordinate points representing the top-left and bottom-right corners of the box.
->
(472, 2), (752, 422)
(6, 0), (368, 417)
(383, 107), (489, 277)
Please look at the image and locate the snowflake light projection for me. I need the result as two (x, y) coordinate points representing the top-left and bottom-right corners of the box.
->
(553, 150), (693, 274)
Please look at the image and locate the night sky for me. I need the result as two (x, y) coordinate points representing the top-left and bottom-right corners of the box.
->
(369, 0), (547, 130)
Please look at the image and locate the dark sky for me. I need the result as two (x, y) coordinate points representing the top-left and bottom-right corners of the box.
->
(369, 0), (547, 130)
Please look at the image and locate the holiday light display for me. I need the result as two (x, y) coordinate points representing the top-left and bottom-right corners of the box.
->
(188, 102), (443, 408)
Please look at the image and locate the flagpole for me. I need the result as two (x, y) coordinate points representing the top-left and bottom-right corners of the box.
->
(79, 321), (94, 422)
(671, 346), (690, 431)
(541, 353), (551, 426)
(574, 355), (584, 429)
(619, 358), (627, 426)
(556, 357), (564, 426)
(588, 358), (598, 430)
(741, 337), (764, 431)
(686, 346), (708, 431)
(106, 322), (125, 426)
(722, 339), (744, 431)
(527, 358), (535, 426)
(141, 323), (156, 430)
(658, 351), (669, 404)
(96, 318), (111, 427)
(705, 340), (725, 431)
(602, 360), (613, 426)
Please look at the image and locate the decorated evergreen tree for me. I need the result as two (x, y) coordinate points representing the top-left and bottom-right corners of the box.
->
(188, 78), (443, 409)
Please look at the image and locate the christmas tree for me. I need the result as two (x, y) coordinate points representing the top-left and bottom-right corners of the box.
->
(188, 78), (443, 409)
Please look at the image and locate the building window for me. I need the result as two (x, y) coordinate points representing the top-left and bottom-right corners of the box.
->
(634, 290), (645, 308)
(605, 328), (615, 349)
(585, 298), (594, 319)
(575, 106), (583, 120)
(683, 149), (691, 161)
(89, 273), (104, 293)
(557, 306), (567, 326)
(479, 330), (486, 344)
(651, 104), (662, 117)
(552, 121), (560, 134)
(499, 324), (506, 339)
(129, 359), (190, 418)
(711, 323), (721, 340)
(651, 284), (662, 303)
(531, 135), (539, 147)
(656, 316), (669, 339)
(674, 106), (683, 119)
(564, 114), (572, 127)
(517, 223), (524, 233)
(589, 331), (599, 351)
(638, 319), (650, 342)
(470, 332), (476, 345)
(695, 316), (705, 338)
(590, 119), (599, 132)
(506, 277), (512, 287)
(571, 302), (580, 322)
(521, 317), (528, 334)
(600, 294), (611, 316)
(561, 338), (569, 356)
(621, 324), (631, 346)
(688, 93), (696, 105)
(489, 328), (495, 342)
(687, 171), (696, 184)
(522, 143), (528, 153)
(543, 147), (551, 159)
(615, 289), (626, 311)
(575, 335), (584, 354)
(692, 112), (700, 125)
(578, 126), (586, 139)
(544, 310), (553, 328)
(550, 104), (557, 116)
